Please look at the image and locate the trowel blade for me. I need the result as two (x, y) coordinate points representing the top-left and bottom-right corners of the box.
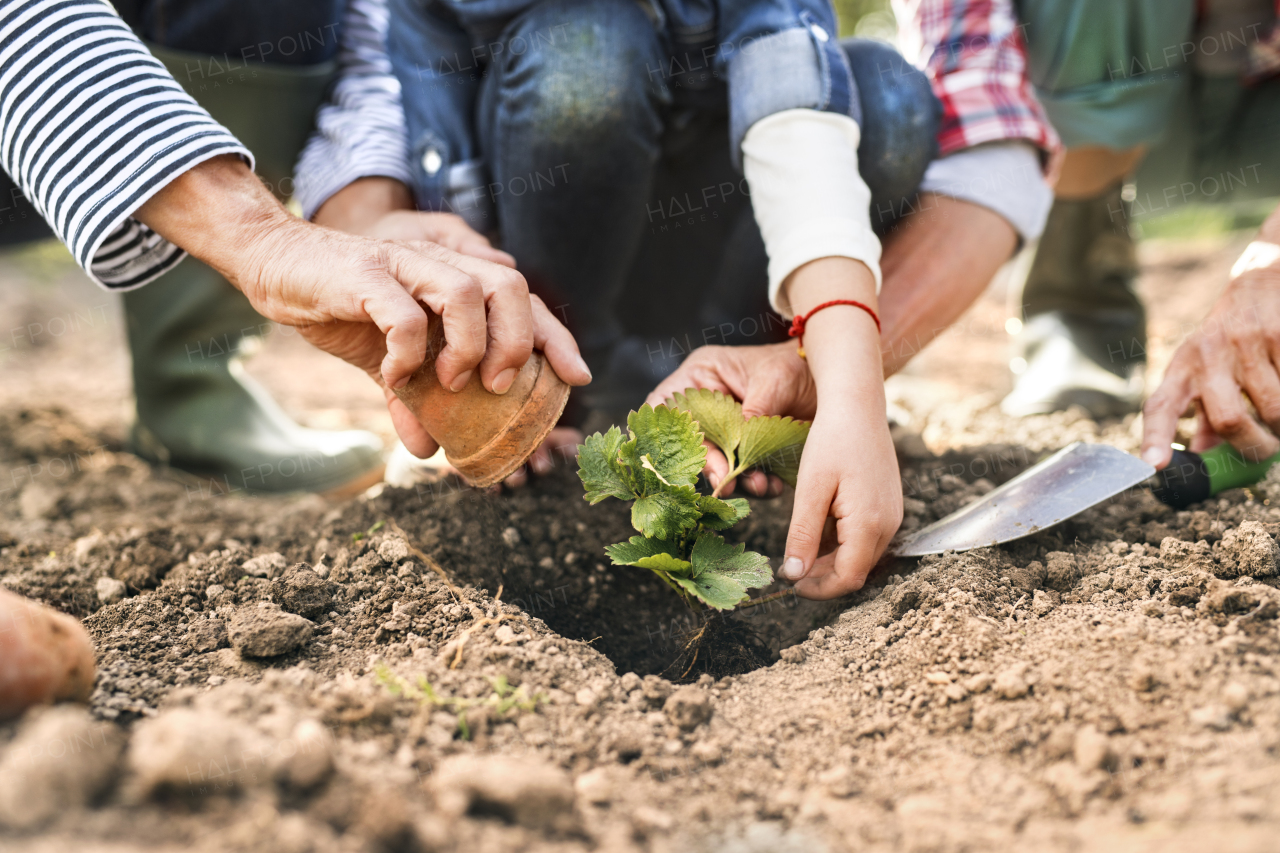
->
(893, 442), (1155, 557)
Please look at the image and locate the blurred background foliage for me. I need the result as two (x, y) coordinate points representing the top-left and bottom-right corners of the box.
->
(833, 0), (896, 39)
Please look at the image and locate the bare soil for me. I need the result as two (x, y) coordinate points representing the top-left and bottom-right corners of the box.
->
(2, 234), (1279, 853)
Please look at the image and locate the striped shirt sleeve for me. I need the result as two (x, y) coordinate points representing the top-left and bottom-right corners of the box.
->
(294, 0), (412, 220)
(0, 0), (252, 290)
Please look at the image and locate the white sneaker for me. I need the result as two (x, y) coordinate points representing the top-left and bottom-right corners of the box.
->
(383, 441), (455, 488)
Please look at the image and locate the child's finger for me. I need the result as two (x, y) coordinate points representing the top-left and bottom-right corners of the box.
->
(793, 518), (885, 599)
(780, 471), (836, 583)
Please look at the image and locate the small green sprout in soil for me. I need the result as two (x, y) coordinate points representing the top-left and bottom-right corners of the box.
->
(375, 666), (543, 740)
(576, 389), (809, 611)
(352, 519), (386, 542)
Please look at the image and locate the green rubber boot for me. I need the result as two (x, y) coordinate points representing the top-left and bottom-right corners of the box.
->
(123, 45), (383, 495)
(124, 262), (383, 495)
(1002, 182), (1146, 419)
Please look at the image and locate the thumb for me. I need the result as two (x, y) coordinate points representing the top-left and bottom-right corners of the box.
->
(1140, 367), (1193, 470)
(779, 467), (834, 583)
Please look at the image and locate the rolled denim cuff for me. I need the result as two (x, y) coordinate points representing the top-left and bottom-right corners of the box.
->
(726, 18), (859, 170)
(918, 142), (1053, 243)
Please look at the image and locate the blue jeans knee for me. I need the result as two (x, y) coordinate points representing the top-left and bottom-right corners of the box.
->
(842, 37), (941, 234)
(478, 0), (667, 147)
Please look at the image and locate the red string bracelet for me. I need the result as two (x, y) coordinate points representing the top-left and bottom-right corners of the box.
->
(788, 299), (880, 358)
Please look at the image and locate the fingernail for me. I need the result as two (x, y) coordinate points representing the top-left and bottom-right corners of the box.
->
(708, 472), (720, 490)
(576, 355), (592, 381)
(781, 557), (805, 581)
(1141, 447), (1163, 467)
(391, 375), (410, 390)
(492, 367), (518, 395)
(532, 454), (553, 474)
(449, 370), (473, 392)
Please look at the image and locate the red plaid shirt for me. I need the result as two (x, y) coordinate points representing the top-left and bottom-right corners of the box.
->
(899, 0), (1280, 160)
(897, 0), (1060, 159)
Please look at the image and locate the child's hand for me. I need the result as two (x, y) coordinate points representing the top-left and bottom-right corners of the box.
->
(774, 257), (902, 599)
(782, 393), (901, 599)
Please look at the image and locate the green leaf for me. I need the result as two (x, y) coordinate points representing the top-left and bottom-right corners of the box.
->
(634, 553), (694, 577)
(696, 494), (751, 531)
(605, 536), (693, 578)
(621, 404), (706, 488)
(737, 415), (810, 487)
(605, 535), (682, 565)
(671, 388), (743, 468)
(673, 572), (752, 610)
(577, 427), (635, 503)
(631, 486), (702, 540)
(673, 534), (772, 610)
(689, 533), (772, 589)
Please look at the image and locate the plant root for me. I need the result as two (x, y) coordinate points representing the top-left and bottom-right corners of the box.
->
(663, 611), (772, 683)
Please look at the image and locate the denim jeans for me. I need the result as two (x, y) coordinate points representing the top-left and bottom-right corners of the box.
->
(395, 0), (940, 414)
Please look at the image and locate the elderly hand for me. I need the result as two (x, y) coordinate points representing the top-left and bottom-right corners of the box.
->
(1141, 209), (1280, 468)
(135, 156), (591, 458)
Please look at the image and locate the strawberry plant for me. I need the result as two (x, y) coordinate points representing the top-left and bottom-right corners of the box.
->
(576, 389), (809, 610)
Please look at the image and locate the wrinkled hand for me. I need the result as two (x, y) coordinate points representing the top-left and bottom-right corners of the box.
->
(645, 342), (814, 497)
(1141, 238), (1280, 468)
(135, 156), (591, 459)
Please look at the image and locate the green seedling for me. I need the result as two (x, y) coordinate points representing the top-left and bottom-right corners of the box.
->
(375, 666), (543, 740)
(352, 519), (386, 542)
(576, 390), (809, 611)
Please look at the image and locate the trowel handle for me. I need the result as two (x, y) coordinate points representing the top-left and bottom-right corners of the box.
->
(1151, 443), (1280, 509)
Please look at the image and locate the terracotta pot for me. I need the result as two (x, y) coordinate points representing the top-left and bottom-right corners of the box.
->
(393, 313), (570, 488)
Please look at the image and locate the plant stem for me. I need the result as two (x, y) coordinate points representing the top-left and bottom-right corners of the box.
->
(710, 464), (750, 498)
(739, 589), (796, 608)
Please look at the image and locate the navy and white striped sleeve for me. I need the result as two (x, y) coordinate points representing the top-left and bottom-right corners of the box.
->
(294, 0), (412, 220)
(0, 0), (252, 290)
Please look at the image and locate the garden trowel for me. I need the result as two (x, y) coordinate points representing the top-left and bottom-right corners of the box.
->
(894, 441), (1280, 557)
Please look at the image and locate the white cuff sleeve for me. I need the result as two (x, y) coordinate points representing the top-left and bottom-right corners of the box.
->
(918, 141), (1053, 242)
(741, 109), (882, 319)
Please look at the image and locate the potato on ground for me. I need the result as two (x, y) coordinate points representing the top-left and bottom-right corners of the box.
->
(0, 587), (95, 719)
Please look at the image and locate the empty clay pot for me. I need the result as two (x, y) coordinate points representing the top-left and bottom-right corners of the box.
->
(393, 313), (570, 488)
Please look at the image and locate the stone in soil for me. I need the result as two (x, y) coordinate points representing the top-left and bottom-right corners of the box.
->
(229, 602), (314, 658)
(0, 706), (123, 829)
(270, 563), (332, 618)
(431, 754), (577, 832)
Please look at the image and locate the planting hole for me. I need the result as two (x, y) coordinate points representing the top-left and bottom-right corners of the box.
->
(383, 468), (842, 679)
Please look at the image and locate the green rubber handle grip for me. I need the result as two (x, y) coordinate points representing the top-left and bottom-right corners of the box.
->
(1151, 443), (1280, 508)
